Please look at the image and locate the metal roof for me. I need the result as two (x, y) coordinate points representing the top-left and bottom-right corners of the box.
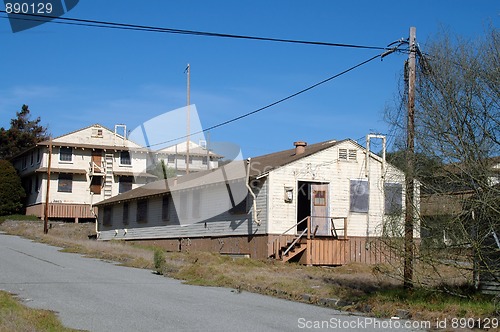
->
(95, 139), (343, 206)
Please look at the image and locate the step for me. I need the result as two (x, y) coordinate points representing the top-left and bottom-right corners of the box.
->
(281, 243), (307, 263)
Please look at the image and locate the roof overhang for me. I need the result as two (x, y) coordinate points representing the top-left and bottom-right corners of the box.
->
(113, 171), (158, 179)
(36, 167), (87, 175)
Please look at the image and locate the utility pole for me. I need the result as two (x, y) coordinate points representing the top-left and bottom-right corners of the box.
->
(44, 138), (52, 234)
(404, 26), (416, 289)
(206, 131), (210, 171)
(186, 63), (191, 175)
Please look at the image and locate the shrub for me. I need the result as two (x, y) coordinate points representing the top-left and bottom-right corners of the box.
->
(153, 248), (166, 275)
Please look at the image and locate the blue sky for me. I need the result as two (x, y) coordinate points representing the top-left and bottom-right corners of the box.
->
(1, 1), (498, 158)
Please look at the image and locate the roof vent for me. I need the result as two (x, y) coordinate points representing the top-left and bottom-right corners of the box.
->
(294, 141), (307, 155)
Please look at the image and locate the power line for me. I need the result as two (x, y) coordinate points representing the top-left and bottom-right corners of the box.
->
(0, 11), (407, 148)
(146, 52), (385, 148)
(1, 11), (392, 51)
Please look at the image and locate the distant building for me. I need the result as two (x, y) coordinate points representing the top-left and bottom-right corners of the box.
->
(11, 124), (155, 222)
(155, 140), (223, 176)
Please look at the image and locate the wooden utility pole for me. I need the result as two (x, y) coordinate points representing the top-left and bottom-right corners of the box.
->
(206, 131), (210, 170)
(186, 63), (191, 174)
(43, 138), (52, 234)
(404, 27), (416, 289)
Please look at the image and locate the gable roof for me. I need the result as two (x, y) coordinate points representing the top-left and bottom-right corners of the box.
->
(50, 123), (117, 141)
(248, 139), (342, 177)
(36, 123), (148, 152)
(95, 139), (344, 206)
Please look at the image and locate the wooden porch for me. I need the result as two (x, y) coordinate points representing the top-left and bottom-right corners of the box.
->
(26, 203), (97, 222)
(270, 216), (398, 265)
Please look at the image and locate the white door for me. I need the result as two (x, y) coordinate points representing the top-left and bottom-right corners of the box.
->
(311, 184), (329, 236)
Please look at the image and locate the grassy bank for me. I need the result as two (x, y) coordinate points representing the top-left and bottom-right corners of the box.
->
(1, 217), (498, 328)
(0, 291), (80, 332)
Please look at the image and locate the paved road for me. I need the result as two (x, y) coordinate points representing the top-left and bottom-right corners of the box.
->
(0, 233), (425, 331)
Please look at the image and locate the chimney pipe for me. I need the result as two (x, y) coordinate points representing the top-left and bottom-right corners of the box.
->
(294, 141), (307, 155)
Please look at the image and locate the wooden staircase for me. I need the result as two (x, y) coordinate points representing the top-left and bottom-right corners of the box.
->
(279, 236), (308, 262)
(103, 153), (114, 198)
(273, 217), (312, 263)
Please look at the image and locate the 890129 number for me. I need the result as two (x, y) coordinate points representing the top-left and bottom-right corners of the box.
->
(5, 2), (53, 14)
(451, 317), (499, 329)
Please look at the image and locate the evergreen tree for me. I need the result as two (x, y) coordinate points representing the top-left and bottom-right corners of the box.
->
(0, 160), (25, 216)
(0, 105), (49, 159)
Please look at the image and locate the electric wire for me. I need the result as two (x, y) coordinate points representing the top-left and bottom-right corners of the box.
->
(1, 10), (393, 51)
(0, 11), (409, 148)
(146, 52), (385, 148)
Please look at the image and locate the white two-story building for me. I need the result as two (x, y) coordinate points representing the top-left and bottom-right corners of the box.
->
(11, 124), (155, 222)
(155, 140), (223, 176)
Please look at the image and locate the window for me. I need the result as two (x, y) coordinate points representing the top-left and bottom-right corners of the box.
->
(103, 206), (112, 226)
(90, 176), (102, 194)
(313, 190), (326, 206)
(350, 180), (369, 213)
(92, 127), (103, 137)
(59, 147), (72, 162)
(202, 156), (208, 165)
(36, 148), (41, 163)
(30, 151), (34, 165)
(162, 195), (170, 221)
(119, 176), (133, 193)
(122, 202), (129, 225)
(22, 156), (27, 169)
(136, 199), (148, 223)
(58, 173), (73, 192)
(167, 155), (175, 163)
(120, 151), (131, 165)
(339, 148), (357, 161)
(34, 175), (39, 193)
(384, 183), (403, 215)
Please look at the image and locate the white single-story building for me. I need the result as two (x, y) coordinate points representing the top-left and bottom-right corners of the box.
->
(95, 138), (419, 265)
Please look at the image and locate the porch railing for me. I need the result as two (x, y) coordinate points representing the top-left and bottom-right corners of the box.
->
(273, 216), (348, 260)
(89, 161), (103, 175)
(309, 216), (348, 239)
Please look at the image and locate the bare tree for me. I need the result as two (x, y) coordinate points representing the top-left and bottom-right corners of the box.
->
(384, 27), (500, 291)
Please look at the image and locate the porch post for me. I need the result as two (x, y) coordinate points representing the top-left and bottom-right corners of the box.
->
(306, 216), (312, 266)
(343, 217), (348, 240)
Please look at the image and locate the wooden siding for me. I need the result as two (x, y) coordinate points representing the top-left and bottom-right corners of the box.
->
(420, 192), (472, 216)
(479, 272), (500, 295)
(26, 203), (96, 219)
(136, 234), (401, 265)
(266, 140), (414, 238)
(479, 236), (500, 295)
(136, 235), (270, 259)
(97, 178), (269, 241)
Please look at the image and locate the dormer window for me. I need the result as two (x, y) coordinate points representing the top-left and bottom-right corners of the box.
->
(92, 127), (103, 138)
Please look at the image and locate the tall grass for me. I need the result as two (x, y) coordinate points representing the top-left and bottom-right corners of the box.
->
(0, 291), (80, 332)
